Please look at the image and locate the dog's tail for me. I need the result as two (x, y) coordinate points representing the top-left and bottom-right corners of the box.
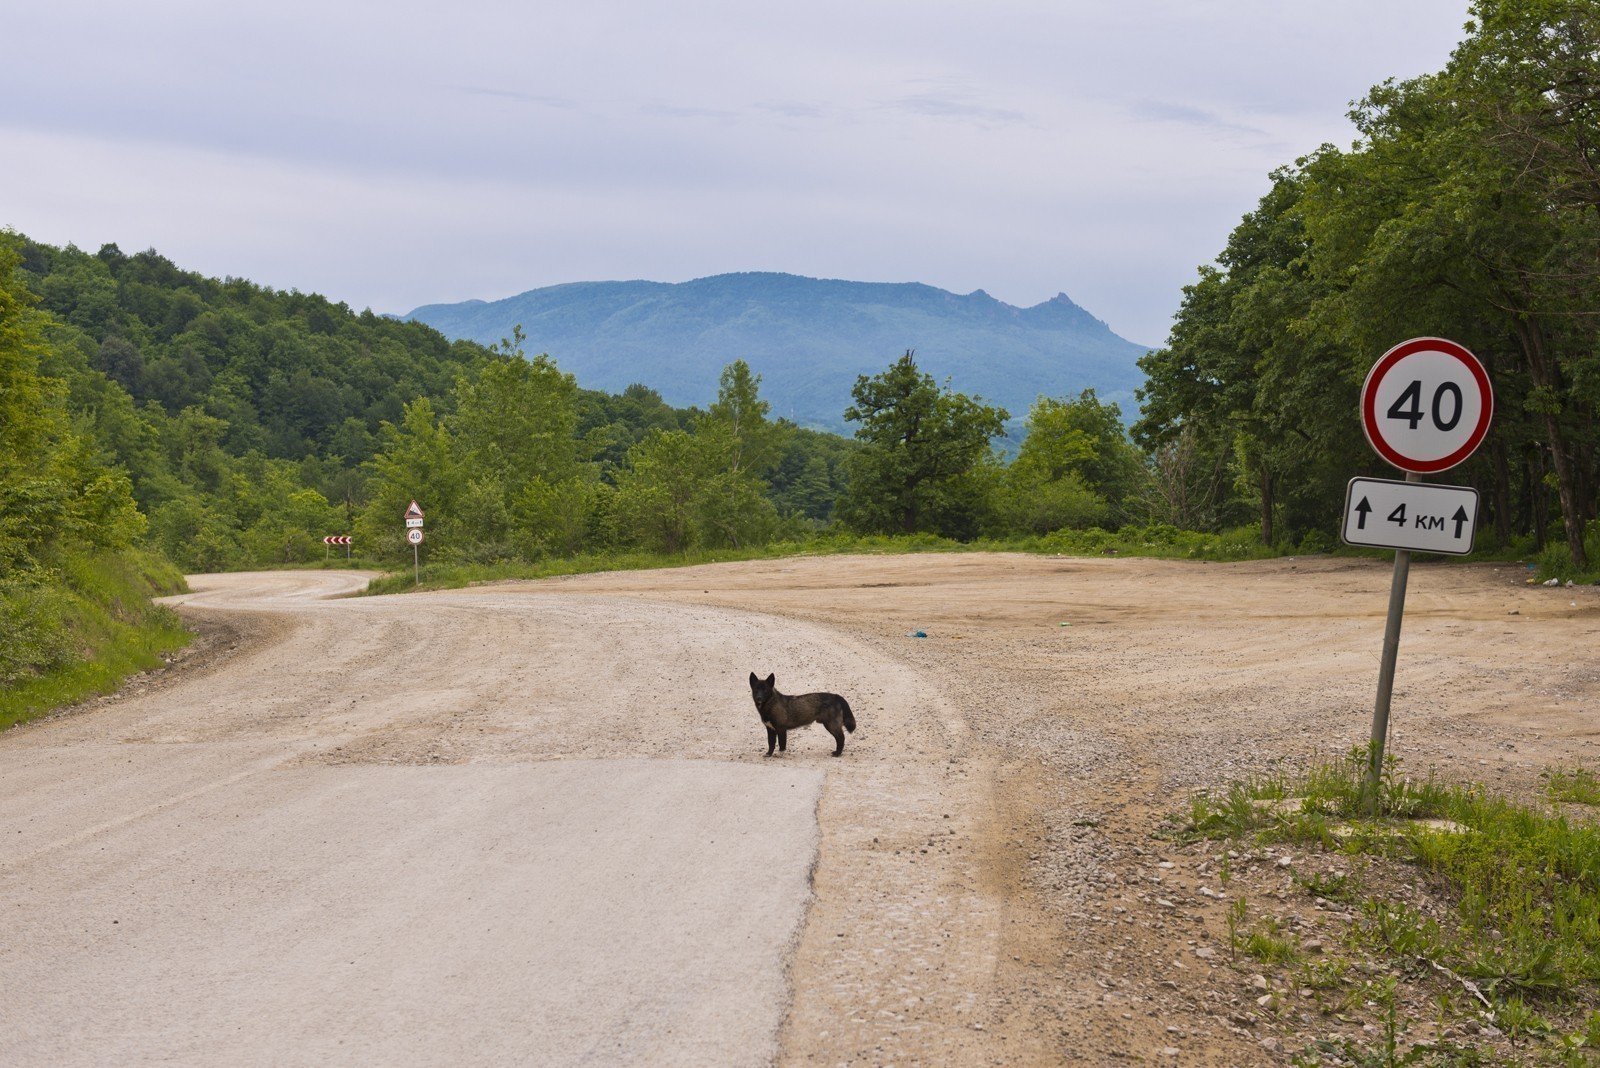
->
(841, 698), (856, 733)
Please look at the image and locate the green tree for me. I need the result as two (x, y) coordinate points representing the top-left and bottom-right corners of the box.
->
(839, 350), (1008, 537)
(453, 346), (581, 489)
(612, 422), (778, 553)
(356, 398), (461, 562)
(991, 395), (1108, 535)
(704, 359), (785, 478)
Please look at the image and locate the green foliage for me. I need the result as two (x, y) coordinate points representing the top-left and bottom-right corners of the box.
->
(1171, 751), (1600, 1013)
(1136, 4), (1600, 560)
(0, 551), (190, 730)
(839, 350), (1008, 538)
(0, 243), (185, 724)
(1543, 768), (1600, 807)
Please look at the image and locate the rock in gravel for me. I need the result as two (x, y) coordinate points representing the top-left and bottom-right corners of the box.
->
(1194, 947), (1217, 960)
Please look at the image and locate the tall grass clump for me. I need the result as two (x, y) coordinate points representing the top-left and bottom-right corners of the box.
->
(0, 550), (191, 730)
(1169, 748), (1600, 1010)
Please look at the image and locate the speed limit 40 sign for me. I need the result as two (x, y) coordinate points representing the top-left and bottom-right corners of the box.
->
(1360, 337), (1493, 474)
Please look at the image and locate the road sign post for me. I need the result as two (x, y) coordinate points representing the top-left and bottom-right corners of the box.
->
(1368, 471), (1417, 804)
(1354, 338), (1492, 803)
(404, 502), (425, 586)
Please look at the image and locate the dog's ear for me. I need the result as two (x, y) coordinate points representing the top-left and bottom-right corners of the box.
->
(765, 673), (775, 686)
(749, 672), (759, 687)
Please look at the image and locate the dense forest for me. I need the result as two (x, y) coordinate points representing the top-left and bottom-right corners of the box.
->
(1136, 0), (1600, 572)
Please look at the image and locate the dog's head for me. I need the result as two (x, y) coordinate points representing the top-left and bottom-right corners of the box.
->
(748, 672), (775, 708)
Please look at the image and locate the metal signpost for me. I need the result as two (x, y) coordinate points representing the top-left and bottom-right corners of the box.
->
(404, 501), (425, 585)
(1348, 338), (1493, 797)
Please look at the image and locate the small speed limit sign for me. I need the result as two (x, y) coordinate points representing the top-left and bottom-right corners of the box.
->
(1360, 337), (1493, 473)
(406, 528), (424, 545)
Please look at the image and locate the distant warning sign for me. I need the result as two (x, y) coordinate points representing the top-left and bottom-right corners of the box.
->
(1342, 477), (1479, 556)
(404, 500), (425, 520)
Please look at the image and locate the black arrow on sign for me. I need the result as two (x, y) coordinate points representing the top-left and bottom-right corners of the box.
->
(1354, 497), (1372, 530)
(1452, 505), (1468, 539)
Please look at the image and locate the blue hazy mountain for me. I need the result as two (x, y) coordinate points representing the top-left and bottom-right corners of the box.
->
(406, 272), (1149, 429)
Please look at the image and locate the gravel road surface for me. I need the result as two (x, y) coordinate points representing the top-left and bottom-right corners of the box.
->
(4, 555), (1595, 1065)
(1, 572), (845, 1067)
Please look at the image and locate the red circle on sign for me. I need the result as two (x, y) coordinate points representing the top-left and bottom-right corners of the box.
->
(1360, 337), (1493, 474)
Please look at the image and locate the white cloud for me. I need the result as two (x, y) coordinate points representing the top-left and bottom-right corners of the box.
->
(0, 0), (1471, 346)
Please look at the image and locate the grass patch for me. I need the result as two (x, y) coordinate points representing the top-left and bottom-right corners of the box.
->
(1528, 520), (1600, 584)
(1170, 752), (1600, 1064)
(1297, 868), (1363, 904)
(1544, 767), (1600, 807)
(0, 550), (192, 731)
(1245, 915), (1301, 965)
(1171, 748), (1600, 1016)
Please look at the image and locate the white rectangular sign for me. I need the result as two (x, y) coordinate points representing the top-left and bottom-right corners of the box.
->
(1342, 477), (1479, 556)
(405, 518), (424, 528)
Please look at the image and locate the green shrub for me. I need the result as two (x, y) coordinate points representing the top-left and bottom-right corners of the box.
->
(0, 550), (191, 731)
(0, 578), (76, 684)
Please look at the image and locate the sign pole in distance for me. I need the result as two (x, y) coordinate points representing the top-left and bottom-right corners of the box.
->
(1355, 338), (1492, 803)
(404, 505), (425, 586)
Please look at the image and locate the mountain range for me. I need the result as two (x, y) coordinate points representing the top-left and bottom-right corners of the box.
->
(406, 272), (1150, 430)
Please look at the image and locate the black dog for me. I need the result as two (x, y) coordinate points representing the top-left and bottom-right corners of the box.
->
(748, 672), (857, 757)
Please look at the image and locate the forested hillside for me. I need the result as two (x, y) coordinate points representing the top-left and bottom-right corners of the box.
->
(7, 234), (1150, 583)
(7, 238), (855, 573)
(0, 243), (188, 724)
(1136, 0), (1600, 575)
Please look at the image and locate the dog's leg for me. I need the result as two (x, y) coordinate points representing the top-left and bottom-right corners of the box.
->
(778, 730), (787, 753)
(765, 727), (776, 757)
(825, 721), (845, 757)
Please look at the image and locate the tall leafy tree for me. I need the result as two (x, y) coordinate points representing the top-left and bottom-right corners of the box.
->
(704, 359), (785, 479)
(839, 350), (1007, 537)
(355, 398), (461, 562)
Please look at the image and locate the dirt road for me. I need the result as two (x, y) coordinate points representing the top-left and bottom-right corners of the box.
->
(3, 554), (1596, 1065)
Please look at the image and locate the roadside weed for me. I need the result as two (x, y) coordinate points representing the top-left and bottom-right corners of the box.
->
(1296, 869), (1362, 904)
(1171, 747), (1600, 1061)
(1227, 896), (1247, 960)
(1244, 915), (1300, 965)
(1543, 767), (1600, 807)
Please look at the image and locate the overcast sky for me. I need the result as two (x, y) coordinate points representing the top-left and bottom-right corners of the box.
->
(2, 1), (1472, 346)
